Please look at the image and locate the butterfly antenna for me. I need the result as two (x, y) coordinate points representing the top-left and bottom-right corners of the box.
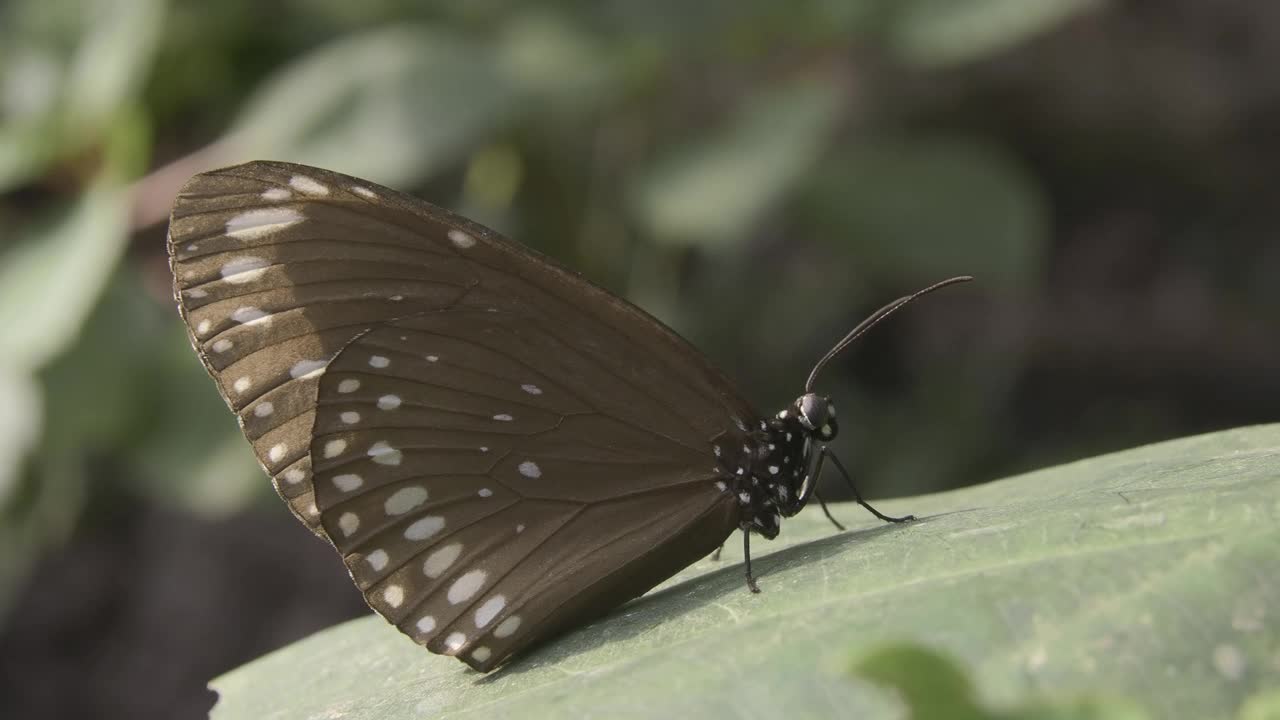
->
(803, 276), (974, 393)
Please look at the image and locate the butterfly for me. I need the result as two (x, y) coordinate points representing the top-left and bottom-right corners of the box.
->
(167, 160), (971, 671)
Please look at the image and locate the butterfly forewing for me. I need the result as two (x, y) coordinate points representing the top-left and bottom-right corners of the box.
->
(168, 161), (756, 669)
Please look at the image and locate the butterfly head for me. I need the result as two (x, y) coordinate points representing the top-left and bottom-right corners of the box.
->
(793, 393), (837, 442)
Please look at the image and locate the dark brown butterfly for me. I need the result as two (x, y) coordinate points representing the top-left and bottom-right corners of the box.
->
(167, 160), (970, 671)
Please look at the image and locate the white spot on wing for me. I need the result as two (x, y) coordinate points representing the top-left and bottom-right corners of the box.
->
(474, 596), (506, 628)
(477, 488), (493, 498)
(518, 461), (541, 478)
(493, 413), (513, 422)
(332, 473), (363, 492)
(444, 632), (466, 653)
(383, 584), (404, 608)
(416, 615), (436, 633)
(423, 543), (462, 578)
(351, 186), (377, 199)
(448, 570), (487, 604)
(323, 439), (347, 458)
(225, 209), (303, 240)
(425, 355), (439, 362)
(232, 306), (271, 326)
(377, 394), (402, 410)
(211, 339), (233, 353)
(368, 441), (402, 465)
(268, 444), (287, 463)
(290, 359), (327, 380)
(289, 174), (330, 195)
(340, 411), (360, 424)
(471, 646), (492, 663)
(338, 378), (360, 393)
(366, 549), (389, 571)
(404, 515), (445, 541)
(283, 467), (306, 484)
(521, 384), (542, 395)
(369, 355), (390, 368)
(448, 229), (476, 248)
(261, 187), (291, 201)
(493, 615), (521, 638)
(185, 288), (208, 299)
(253, 402), (274, 418)
(196, 319), (211, 335)
(384, 486), (427, 515)
(338, 511), (359, 536)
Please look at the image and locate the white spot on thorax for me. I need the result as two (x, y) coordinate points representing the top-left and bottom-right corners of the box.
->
(290, 359), (327, 380)
(518, 461), (541, 478)
(340, 411), (360, 424)
(254, 402), (274, 417)
(338, 511), (359, 536)
(384, 486), (427, 515)
(323, 439), (347, 458)
(337, 378), (360, 393)
(225, 209), (303, 240)
(289, 174), (330, 195)
(368, 441), (402, 465)
(404, 515), (445, 541)
(521, 384), (542, 395)
(332, 473), (362, 492)
(382, 584), (404, 608)
(416, 615), (436, 633)
(211, 339), (234, 353)
(365, 548), (389, 571)
(448, 570), (487, 604)
(261, 187), (291, 201)
(377, 394), (402, 410)
(423, 543), (462, 578)
(369, 355), (390, 368)
(493, 413), (513, 422)
(268, 444), (287, 463)
(493, 615), (521, 638)
(448, 229), (476, 248)
(474, 596), (506, 628)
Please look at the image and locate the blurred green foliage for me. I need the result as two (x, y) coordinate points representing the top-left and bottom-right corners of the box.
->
(0, 0), (1116, 614)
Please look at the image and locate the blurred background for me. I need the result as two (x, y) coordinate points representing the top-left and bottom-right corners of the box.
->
(1, 0), (1278, 717)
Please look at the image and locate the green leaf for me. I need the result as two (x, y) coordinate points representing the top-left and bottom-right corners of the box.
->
(210, 424), (1279, 719)
(887, 0), (1105, 67)
(804, 135), (1048, 288)
(0, 180), (131, 374)
(225, 26), (519, 188)
(0, 0), (165, 189)
(633, 80), (845, 249)
(853, 644), (1150, 720)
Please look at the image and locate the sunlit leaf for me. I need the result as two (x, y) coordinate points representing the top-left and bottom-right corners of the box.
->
(887, 0), (1104, 67)
(633, 80), (844, 248)
(226, 26), (519, 188)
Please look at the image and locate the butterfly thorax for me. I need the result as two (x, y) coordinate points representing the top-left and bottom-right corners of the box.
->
(714, 402), (827, 540)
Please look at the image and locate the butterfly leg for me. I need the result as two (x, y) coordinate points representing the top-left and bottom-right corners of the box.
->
(742, 530), (761, 593)
(711, 543), (724, 561)
(825, 448), (915, 523)
(813, 488), (847, 532)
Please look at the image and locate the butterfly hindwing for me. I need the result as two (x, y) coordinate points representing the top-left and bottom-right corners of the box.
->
(168, 160), (755, 668)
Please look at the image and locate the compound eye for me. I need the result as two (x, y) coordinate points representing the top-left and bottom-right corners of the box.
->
(798, 393), (831, 430)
